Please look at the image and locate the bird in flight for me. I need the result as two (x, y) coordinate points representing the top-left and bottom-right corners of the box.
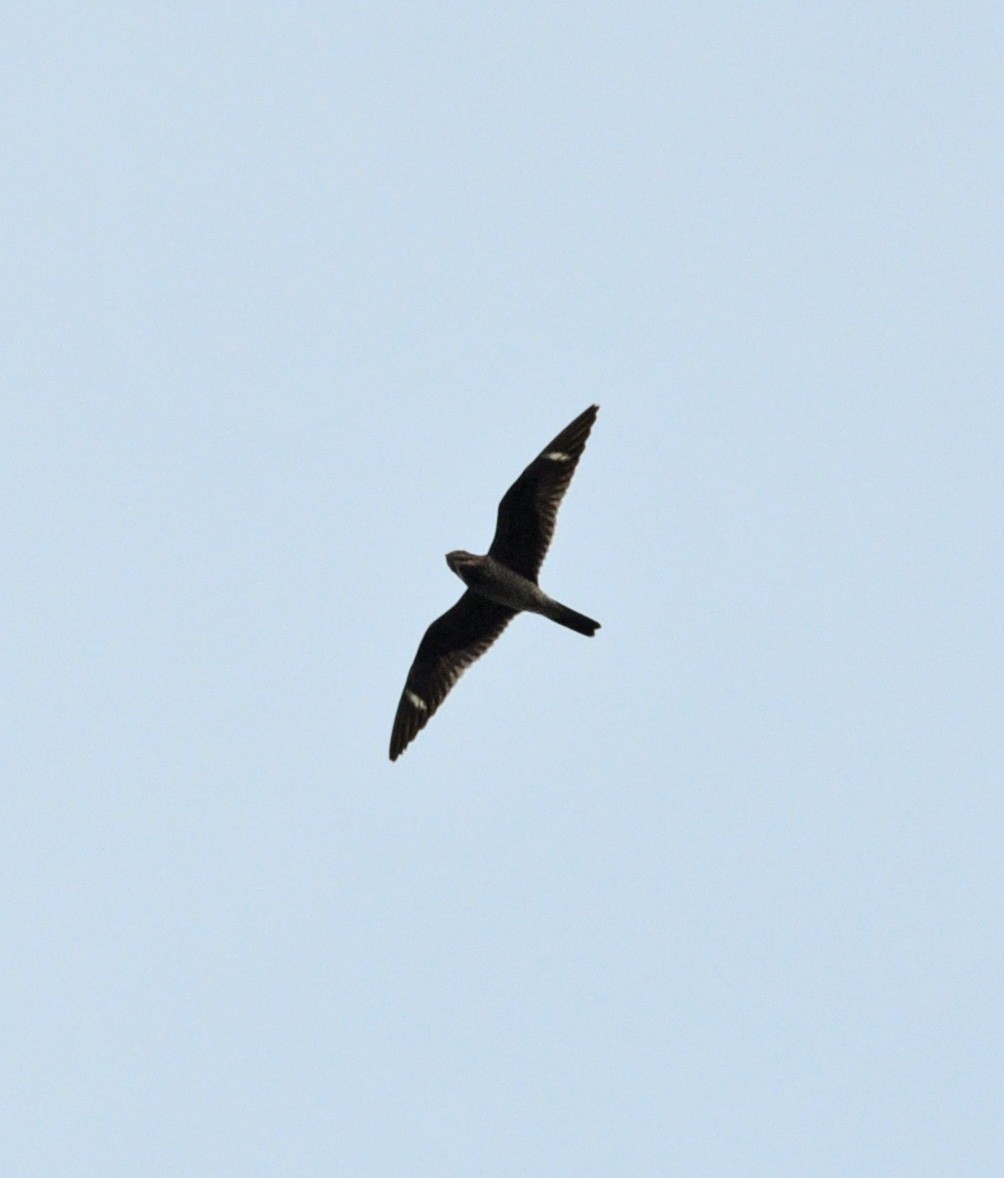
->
(389, 404), (600, 761)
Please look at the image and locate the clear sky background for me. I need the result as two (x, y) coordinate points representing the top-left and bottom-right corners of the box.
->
(4, 4), (1002, 1175)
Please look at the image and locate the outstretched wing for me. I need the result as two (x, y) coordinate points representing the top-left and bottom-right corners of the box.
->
(488, 404), (598, 581)
(389, 591), (516, 760)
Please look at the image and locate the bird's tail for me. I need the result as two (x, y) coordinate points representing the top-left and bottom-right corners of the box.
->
(547, 600), (601, 637)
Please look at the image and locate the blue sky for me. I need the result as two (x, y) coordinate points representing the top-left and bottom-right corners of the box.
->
(4, 4), (1003, 1174)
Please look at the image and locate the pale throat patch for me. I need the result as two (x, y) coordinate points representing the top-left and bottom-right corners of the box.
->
(545, 450), (571, 462)
(406, 690), (428, 711)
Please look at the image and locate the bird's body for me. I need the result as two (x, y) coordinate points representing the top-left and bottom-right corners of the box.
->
(445, 551), (599, 635)
(389, 405), (600, 760)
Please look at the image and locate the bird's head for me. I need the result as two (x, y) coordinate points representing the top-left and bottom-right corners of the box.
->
(446, 550), (478, 581)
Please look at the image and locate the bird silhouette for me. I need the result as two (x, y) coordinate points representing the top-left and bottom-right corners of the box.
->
(389, 405), (600, 760)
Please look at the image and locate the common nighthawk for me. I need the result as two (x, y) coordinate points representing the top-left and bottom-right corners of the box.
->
(389, 404), (600, 760)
